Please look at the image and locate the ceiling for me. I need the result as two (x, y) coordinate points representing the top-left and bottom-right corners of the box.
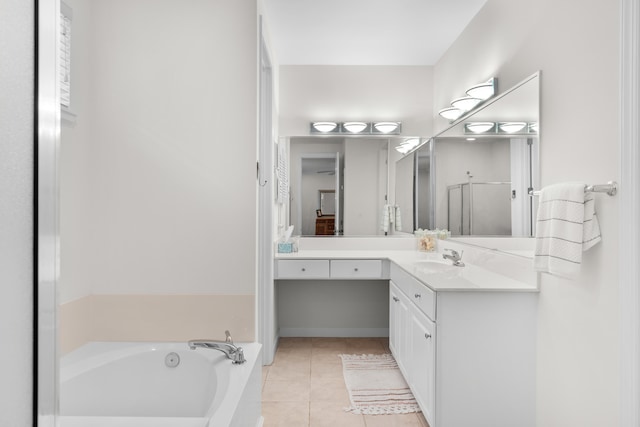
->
(262, 0), (488, 66)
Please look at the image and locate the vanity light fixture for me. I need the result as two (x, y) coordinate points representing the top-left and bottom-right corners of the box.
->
(394, 137), (421, 154)
(466, 137), (477, 141)
(465, 78), (497, 101)
(342, 122), (369, 133)
(451, 96), (482, 113)
(438, 107), (463, 121)
(463, 121), (539, 135)
(465, 122), (496, 133)
(498, 122), (527, 133)
(310, 121), (402, 135)
(373, 122), (400, 134)
(312, 122), (338, 133)
(439, 77), (498, 122)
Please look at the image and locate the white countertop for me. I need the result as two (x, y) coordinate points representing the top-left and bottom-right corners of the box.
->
(276, 248), (538, 292)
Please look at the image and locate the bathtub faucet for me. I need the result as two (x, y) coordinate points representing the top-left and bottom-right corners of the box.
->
(188, 330), (246, 364)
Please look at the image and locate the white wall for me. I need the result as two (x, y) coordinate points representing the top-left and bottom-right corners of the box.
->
(60, 0), (94, 303)
(58, 0), (261, 350)
(279, 65), (434, 137)
(434, 0), (620, 425)
(0, 0), (33, 424)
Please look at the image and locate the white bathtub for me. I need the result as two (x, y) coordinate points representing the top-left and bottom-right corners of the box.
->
(59, 341), (262, 427)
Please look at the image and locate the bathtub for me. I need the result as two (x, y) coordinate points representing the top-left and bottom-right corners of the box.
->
(59, 341), (262, 427)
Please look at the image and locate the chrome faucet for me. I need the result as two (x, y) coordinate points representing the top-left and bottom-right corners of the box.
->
(188, 330), (246, 364)
(442, 248), (465, 267)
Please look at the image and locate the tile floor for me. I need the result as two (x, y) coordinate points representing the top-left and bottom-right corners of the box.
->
(261, 337), (430, 427)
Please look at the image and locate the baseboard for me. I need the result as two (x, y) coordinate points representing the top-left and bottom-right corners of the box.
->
(279, 327), (389, 337)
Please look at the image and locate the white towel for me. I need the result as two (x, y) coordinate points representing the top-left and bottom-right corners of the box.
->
(534, 182), (602, 279)
(381, 204), (391, 233)
(394, 205), (402, 231)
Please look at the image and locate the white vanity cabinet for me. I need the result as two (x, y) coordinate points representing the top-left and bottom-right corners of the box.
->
(389, 263), (536, 427)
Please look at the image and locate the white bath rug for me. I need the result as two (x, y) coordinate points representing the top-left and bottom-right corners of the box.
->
(339, 353), (421, 415)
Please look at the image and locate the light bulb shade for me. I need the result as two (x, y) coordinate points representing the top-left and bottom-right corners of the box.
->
(373, 122), (399, 134)
(466, 78), (497, 101)
(451, 96), (482, 112)
(438, 107), (463, 121)
(311, 121), (338, 133)
(465, 122), (495, 134)
(342, 122), (368, 133)
(499, 122), (527, 133)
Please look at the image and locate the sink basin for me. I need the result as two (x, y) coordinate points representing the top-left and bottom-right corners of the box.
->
(413, 260), (461, 273)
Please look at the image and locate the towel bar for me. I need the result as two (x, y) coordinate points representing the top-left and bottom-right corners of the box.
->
(529, 181), (618, 197)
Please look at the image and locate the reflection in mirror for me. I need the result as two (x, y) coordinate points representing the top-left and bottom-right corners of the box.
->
(414, 72), (540, 237)
(394, 152), (416, 233)
(289, 137), (391, 236)
(415, 142), (433, 230)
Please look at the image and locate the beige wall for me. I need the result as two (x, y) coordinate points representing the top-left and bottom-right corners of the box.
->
(59, 0), (260, 349)
(434, 0), (620, 425)
(279, 65), (434, 137)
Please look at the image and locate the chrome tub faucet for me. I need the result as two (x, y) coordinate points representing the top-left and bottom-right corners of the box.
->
(188, 330), (246, 364)
(442, 248), (465, 267)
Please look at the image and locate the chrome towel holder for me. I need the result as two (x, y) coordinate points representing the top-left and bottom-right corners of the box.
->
(529, 181), (618, 197)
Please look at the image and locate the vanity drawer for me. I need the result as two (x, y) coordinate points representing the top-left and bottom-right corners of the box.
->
(330, 260), (383, 279)
(277, 260), (330, 279)
(390, 263), (436, 320)
(410, 281), (436, 321)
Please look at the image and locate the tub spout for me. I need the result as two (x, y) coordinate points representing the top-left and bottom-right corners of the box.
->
(188, 332), (246, 364)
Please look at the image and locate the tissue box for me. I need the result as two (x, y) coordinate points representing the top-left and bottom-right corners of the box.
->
(277, 242), (294, 253)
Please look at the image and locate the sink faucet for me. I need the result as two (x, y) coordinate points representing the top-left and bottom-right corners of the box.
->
(188, 330), (246, 364)
(442, 248), (465, 267)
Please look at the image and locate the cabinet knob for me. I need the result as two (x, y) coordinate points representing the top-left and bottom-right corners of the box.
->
(414, 293), (422, 299)
(393, 296), (399, 302)
(425, 332), (432, 339)
(354, 268), (359, 272)
(301, 268), (306, 272)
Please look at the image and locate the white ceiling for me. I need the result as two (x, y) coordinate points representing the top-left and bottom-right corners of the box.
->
(262, 0), (488, 66)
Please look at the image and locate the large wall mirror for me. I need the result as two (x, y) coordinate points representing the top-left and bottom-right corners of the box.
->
(288, 136), (423, 236)
(397, 72), (540, 237)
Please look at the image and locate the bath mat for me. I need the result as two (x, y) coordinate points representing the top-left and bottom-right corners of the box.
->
(339, 353), (421, 415)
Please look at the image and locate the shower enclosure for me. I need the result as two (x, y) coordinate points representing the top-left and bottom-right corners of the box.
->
(447, 181), (512, 235)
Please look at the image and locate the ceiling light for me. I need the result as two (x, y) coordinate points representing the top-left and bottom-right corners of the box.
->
(342, 122), (368, 133)
(373, 122), (400, 134)
(466, 78), (497, 101)
(312, 122), (338, 133)
(499, 122), (527, 133)
(451, 96), (482, 112)
(438, 107), (463, 121)
(465, 122), (495, 133)
(528, 122), (539, 133)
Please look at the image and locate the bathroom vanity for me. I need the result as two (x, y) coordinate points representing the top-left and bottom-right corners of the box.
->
(274, 238), (537, 427)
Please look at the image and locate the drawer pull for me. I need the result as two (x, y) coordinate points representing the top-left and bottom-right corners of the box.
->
(354, 268), (359, 272)
(425, 332), (432, 340)
(415, 293), (422, 299)
(393, 296), (399, 302)
(301, 268), (306, 272)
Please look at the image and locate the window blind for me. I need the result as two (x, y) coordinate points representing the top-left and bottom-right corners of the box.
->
(60, 3), (72, 109)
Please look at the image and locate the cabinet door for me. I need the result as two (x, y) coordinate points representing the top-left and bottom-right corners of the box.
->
(410, 308), (436, 426)
(390, 282), (410, 377)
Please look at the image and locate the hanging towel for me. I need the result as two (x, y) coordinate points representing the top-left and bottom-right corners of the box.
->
(381, 204), (391, 233)
(394, 205), (402, 231)
(534, 182), (602, 279)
